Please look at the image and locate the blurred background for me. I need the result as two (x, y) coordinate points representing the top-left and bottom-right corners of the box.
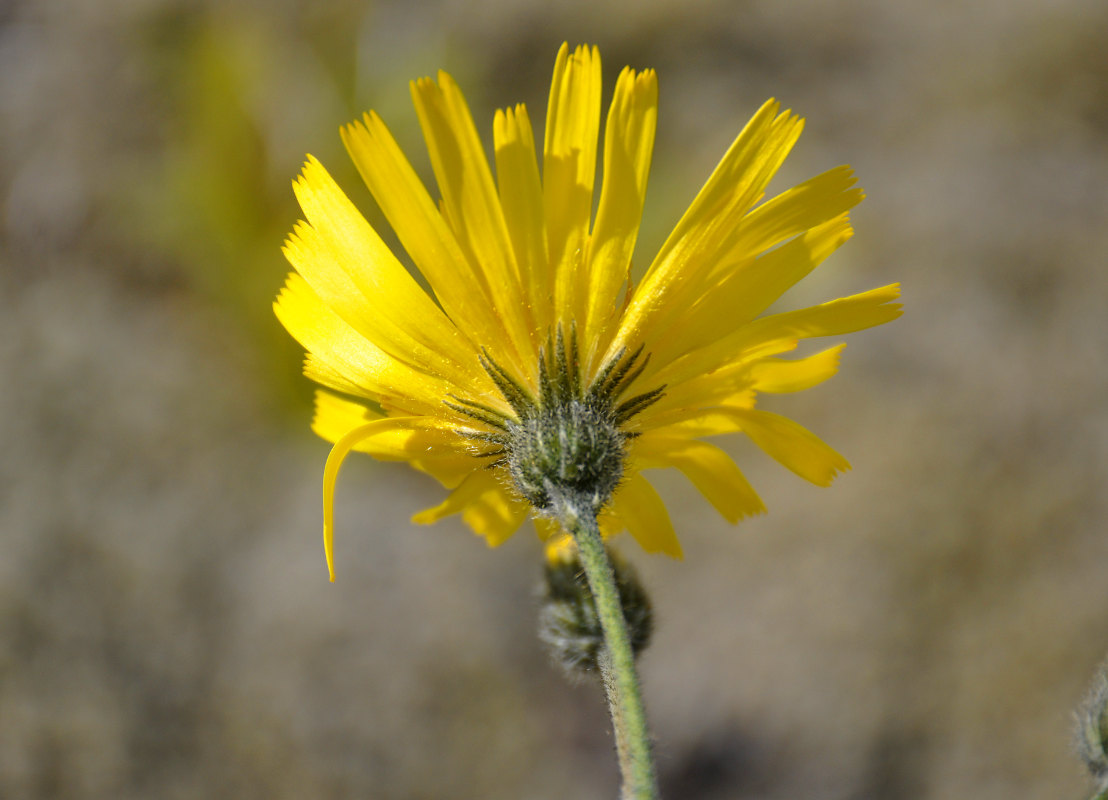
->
(2, 0), (1107, 797)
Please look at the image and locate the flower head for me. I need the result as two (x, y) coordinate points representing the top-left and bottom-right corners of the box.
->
(275, 43), (901, 580)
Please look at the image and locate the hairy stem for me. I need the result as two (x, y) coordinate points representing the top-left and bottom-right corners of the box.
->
(555, 493), (659, 800)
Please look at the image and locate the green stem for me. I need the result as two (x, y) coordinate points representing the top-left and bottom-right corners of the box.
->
(1090, 788), (1108, 800)
(556, 495), (659, 800)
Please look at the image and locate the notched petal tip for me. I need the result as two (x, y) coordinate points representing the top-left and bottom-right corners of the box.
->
(874, 283), (905, 319)
(338, 118), (365, 148)
(291, 158), (319, 197)
(297, 154), (326, 182)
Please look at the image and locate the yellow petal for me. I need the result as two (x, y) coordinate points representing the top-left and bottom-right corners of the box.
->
(634, 374), (755, 427)
(533, 516), (563, 542)
(583, 66), (658, 358)
(650, 284), (900, 395)
(340, 112), (523, 376)
(542, 529), (576, 562)
(646, 213), (853, 368)
(633, 435), (765, 523)
(610, 100), (803, 360)
(323, 417), (435, 582)
(274, 273), (449, 412)
(286, 161), (483, 392)
(609, 473), (683, 558)
(597, 505), (623, 539)
(720, 166), (862, 269)
(740, 283), (904, 344)
(411, 72), (534, 363)
(412, 470), (489, 523)
(311, 390), (475, 488)
(544, 43), (602, 328)
(643, 337), (799, 416)
(749, 344), (845, 394)
(640, 403), (755, 438)
(303, 354), (374, 400)
(715, 212), (854, 320)
(311, 388), (383, 433)
(494, 104), (550, 332)
(462, 488), (530, 547)
(413, 470), (528, 546)
(727, 408), (850, 486)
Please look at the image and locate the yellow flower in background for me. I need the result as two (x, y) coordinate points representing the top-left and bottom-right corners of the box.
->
(275, 43), (901, 581)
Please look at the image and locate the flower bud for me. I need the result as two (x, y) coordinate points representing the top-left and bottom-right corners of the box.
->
(1077, 657), (1108, 789)
(538, 541), (653, 678)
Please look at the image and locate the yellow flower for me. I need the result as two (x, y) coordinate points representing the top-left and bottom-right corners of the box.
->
(275, 43), (901, 581)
